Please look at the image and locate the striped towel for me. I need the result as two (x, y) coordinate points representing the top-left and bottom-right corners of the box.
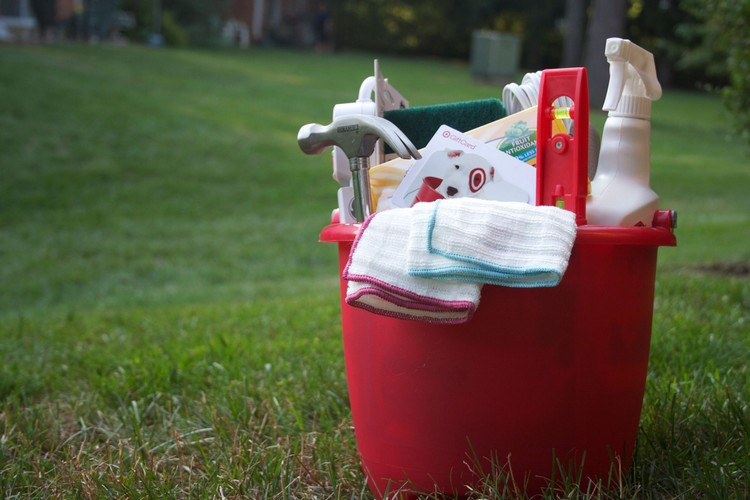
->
(343, 199), (577, 324)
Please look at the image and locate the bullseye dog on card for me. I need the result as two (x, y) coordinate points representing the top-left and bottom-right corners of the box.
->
(430, 150), (529, 203)
(390, 125), (536, 208)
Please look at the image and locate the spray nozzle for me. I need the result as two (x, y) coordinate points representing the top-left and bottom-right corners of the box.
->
(602, 38), (662, 118)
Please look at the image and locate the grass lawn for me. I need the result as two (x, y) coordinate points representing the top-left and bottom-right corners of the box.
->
(1, 44), (748, 498)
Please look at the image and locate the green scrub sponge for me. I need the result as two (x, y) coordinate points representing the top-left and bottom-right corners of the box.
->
(383, 98), (506, 151)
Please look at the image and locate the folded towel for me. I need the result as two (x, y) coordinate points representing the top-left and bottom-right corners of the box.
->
(343, 199), (577, 324)
(407, 199), (577, 287)
(343, 207), (481, 324)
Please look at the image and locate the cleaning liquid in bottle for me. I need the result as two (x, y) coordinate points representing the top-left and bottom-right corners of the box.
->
(587, 38), (662, 226)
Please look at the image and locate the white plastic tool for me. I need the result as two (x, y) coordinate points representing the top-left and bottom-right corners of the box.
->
(331, 60), (409, 222)
(587, 38), (662, 226)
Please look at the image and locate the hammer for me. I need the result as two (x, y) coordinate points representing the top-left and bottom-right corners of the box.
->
(298, 115), (421, 222)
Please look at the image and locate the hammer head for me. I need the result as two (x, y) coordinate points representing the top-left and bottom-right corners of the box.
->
(297, 115), (421, 161)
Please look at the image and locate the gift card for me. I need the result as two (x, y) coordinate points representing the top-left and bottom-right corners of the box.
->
(390, 125), (536, 208)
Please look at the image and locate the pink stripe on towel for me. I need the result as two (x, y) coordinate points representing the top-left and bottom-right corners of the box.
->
(342, 208), (480, 324)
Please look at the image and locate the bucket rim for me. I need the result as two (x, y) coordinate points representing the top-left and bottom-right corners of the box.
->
(319, 210), (677, 247)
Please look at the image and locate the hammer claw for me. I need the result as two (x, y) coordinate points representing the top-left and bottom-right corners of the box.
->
(374, 119), (422, 161)
(297, 115), (420, 221)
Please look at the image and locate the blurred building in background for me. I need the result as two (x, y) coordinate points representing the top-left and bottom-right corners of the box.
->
(224, 0), (329, 49)
(0, 0), (329, 47)
(0, 0), (130, 42)
(0, 0), (45, 41)
(0, 0), (734, 102)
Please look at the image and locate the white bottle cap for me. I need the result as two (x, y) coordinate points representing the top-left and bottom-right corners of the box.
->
(610, 94), (652, 119)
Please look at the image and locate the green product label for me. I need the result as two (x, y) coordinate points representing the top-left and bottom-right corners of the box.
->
(498, 121), (536, 165)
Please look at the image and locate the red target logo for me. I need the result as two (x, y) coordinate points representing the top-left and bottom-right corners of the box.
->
(469, 168), (487, 193)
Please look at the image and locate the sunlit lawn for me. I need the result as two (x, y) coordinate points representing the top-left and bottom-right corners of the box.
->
(0, 44), (748, 497)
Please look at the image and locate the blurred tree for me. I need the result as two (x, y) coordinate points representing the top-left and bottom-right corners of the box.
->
(684, 0), (750, 145)
(334, 0), (490, 59)
(517, 0), (565, 70)
(562, 0), (586, 67)
(583, 0), (627, 107)
(30, 0), (56, 41)
(626, 0), (724, 89)
(120, 0), (228, 46)
(166, 0), (229, 45)
(333, 0), (565, 69)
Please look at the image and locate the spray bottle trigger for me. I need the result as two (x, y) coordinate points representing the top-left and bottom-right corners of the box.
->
(632, 52), (662, 101)
(603, 37), (662, 106)
(603, 60), (626, 111)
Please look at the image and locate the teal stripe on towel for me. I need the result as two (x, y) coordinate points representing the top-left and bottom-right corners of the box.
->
(406, 200), (564, 288)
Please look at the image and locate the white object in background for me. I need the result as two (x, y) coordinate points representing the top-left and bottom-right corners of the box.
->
(503, 71), (574, 118)
(587, 38), (663, 227)
(503, 71), (543, 115)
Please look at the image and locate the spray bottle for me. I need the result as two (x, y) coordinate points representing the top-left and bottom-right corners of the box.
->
(587, 38), (662, 226)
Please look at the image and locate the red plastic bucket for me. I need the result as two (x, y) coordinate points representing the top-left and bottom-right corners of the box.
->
(320, 215), (676, 497)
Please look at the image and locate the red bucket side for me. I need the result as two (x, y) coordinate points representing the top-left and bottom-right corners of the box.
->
(322, 220), (673, 497)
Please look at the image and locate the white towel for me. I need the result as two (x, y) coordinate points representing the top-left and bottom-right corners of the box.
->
(407, 199), (577, 287)
(342, 199), (577, 324)
(343, 207), (481, 324)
